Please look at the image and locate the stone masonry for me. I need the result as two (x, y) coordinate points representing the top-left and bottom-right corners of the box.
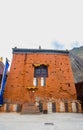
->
(2, 48), (81, 113)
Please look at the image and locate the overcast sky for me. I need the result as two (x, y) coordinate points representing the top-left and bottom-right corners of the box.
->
(0, 0), (83, 63)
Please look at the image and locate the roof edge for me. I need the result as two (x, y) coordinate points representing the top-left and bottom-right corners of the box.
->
(12, 47), (69, 55)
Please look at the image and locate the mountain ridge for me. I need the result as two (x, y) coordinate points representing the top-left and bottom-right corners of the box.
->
(69, 46), (83, 83)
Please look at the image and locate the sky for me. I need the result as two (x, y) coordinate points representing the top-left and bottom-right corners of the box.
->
(0, 0), (83, 64)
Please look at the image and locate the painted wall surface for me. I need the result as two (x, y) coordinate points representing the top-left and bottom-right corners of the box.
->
(4, 52), (76, 104)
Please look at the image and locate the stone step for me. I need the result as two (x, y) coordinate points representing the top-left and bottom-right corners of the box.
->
(21, 103), (40, 114)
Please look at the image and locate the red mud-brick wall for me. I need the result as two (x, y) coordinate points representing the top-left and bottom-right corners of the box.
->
(4, 52), (76, 104)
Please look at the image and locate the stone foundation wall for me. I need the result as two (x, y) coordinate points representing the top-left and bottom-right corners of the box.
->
(40, 99), (82, 113)
(0, 99), (82, 113)
(0, 104), (21, 112)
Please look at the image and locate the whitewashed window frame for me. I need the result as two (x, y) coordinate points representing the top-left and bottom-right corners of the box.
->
(33, 78), (38, 87)
(41, 77), (46, 86)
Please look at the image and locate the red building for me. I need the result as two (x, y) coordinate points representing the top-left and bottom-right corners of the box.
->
(75, 81), (83, 109)
(2, 48), (82, 113)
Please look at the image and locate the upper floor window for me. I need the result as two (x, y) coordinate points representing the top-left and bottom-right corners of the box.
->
(33, 78), (38, 87)
(34, 65), (48, 78)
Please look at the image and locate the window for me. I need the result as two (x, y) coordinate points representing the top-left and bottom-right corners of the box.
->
(41, 77), (46, 86)
(68, 83), (70, 87)
(34, 65), (48, 87)
(34, 65), (48, 77)
(33, 78), (38, 86)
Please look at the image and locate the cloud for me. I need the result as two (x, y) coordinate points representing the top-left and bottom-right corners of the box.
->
(52, 41), (65, 50)
(71, 41), (83, 49)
